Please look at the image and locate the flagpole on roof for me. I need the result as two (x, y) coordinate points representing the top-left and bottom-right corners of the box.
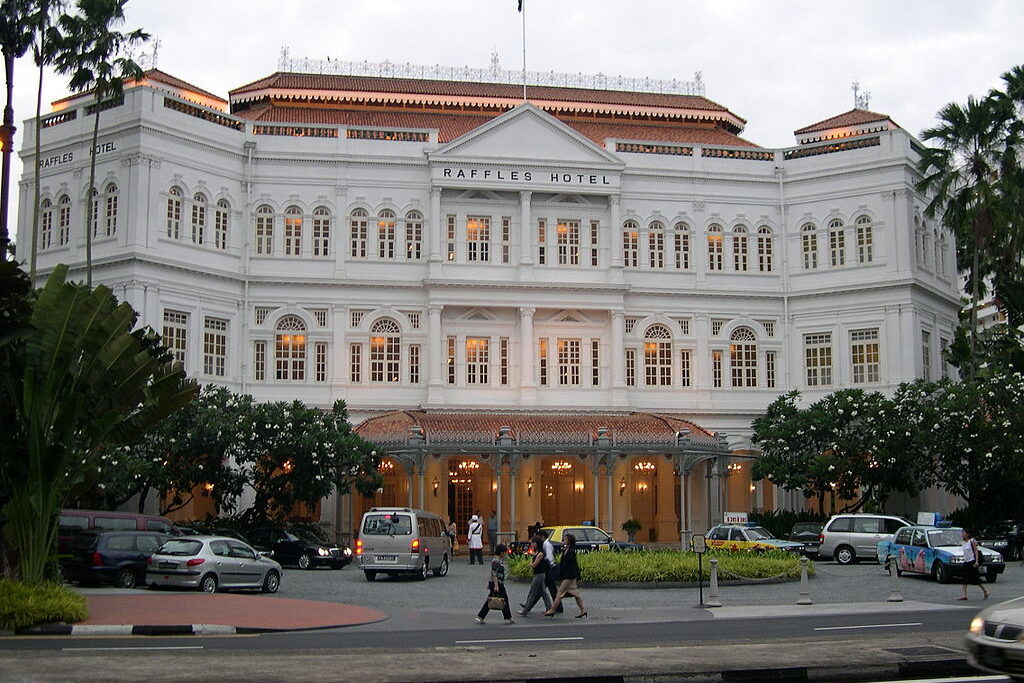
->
(520, 0), (527, 102)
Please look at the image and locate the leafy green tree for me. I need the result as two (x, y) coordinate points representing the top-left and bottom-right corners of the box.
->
(72, 385), (249, 515)
(51, 0), (146, 286)
(0, 264), (196, 583)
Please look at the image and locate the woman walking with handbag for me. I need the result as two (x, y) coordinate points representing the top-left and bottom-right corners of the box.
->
(959, 529), (991, 601)
(518, 534), (552, 616)
(476, 543), (515, 624)
(543, 533), (587, 619)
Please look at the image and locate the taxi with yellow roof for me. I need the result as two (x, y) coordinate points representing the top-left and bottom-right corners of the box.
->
(511, 524), (644, 554)
(704, 524), (805, 554)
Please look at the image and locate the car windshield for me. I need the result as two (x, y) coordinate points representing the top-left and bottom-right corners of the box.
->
(292, 527), (332, 545)
(927, 529), (963, 547)
(745, 527), (774, 541)
(157, 539), (203, 556)
(792, 523), (822, 533)
(982, 522), (1014, 536)
(361, 514), (412, 536)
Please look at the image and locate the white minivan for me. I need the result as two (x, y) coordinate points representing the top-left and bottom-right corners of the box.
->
(355, 507), (452, 581)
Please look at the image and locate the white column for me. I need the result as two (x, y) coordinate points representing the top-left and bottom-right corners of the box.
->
(610, 195), (622, 267)
(592, 465), (600, 527)
(334, 185), (348, 277)
(429, 187), (442, 278)
(610, 310), (625, 404)
(695, 314), (711, 388)
(519, 191), (532, 265)
(679, 471), (688, 541)
(495, 462), (503, 544)
(510, 470), (517, 539)
(427, 305), (443, 404)
(899, 304), (916, 383)
(520, 306), (536, 404)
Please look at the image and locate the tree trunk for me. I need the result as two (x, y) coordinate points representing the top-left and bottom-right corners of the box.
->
(30, 36), (46, 279)
(0, 50), (16, 261)
(969, 228), (981, 379)
(85, 92), (101, 287)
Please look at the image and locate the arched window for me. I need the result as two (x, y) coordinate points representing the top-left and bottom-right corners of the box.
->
(57, 194), (71, 245)
(275, 316), (306, 381)
(648, 220), (665, 269)
(350, 208), (368, 258)
(191, 192), (207, 244)
(622, 220), (639, 267)
(855, 215), (873, 263)
(673, 221), (690, 269)
(707, 223), (723, 271)
(405, 210), (423, 260)
(757, 226), (773, 272)
(255, 204), (274, 255)
(920, 221), (931, 267)
(312, 206), (331, 257)
(733, 224), (748, 272)
(828, 218), (845, 267)
(89, 187), (99, 237)
(214, 199), (230, 250)
(730, 326), (757, 388)
(801, 223), (818, 270)
(284, 205), (302, 256)
(378, 209), (396, 259)
(166, 186), (182, 239)
(369, 318), (401, 383)
(103, 182), (118, 237)
(39, 198), (53, 250)
(643, 324), (672, 386)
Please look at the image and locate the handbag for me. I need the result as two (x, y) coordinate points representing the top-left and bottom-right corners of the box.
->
(487, 595), (506, 610)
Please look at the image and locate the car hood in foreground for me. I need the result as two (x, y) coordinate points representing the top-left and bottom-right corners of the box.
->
(976, 596), (1024, 623)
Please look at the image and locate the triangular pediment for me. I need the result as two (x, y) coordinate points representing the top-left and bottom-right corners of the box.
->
(461, 307), (497, 322)
(430, 104), (623, 167)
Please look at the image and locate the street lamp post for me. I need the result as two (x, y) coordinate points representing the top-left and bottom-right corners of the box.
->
(0, 120), (15, 260)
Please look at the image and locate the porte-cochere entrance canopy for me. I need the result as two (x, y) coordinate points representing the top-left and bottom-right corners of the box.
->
(354, 411), (731, 544)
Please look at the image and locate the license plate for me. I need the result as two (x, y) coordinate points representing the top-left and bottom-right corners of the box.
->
(159, 562), (176, 570)
(375, 554), (398, 563)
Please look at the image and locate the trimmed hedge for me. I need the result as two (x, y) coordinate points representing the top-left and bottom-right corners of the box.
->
(508, 549), (807, 583)
(0, 580), (88, 632)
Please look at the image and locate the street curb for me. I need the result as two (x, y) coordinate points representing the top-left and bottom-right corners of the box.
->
(14, 623), (239, 636)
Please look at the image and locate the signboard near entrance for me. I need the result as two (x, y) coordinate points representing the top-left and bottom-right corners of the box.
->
(724, 511), (748, 524)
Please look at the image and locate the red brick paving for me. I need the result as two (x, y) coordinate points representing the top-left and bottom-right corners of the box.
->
(83, 594), (387, 630)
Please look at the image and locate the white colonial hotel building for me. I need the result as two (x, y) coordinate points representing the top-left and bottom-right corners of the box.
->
(18, 59), (960, 544)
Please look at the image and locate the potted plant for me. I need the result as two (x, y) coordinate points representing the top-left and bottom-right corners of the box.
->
(621, 518), (642, 543)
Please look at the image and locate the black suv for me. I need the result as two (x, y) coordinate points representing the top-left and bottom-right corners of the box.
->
(247, 527), (352, 570)
(63, 530), (170, 588)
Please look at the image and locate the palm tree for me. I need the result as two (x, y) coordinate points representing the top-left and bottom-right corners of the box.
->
(52, 0), (146, 287)
(989, 65), (1024, 326)
(917, 95), (1008, 378)
(0, 0), (40, 261)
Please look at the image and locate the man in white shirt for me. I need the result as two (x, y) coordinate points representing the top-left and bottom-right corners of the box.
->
(468, 515), (484, 565)
(541, 530), (563, 612)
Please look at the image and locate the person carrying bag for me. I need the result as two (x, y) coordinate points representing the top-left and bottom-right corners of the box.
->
(476, 544), (514, 624)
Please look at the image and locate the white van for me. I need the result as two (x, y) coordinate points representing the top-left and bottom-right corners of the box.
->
(355, 507), (452, 581)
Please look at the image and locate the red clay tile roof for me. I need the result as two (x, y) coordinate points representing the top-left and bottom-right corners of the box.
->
(235, 104), (757, 147)
(51, 68), (225, 107)
(230, 72), (738, 117)
(355, 410), (715, 447)
(794, 108), (893, 135)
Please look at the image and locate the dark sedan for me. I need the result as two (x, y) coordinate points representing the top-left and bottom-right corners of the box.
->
(978, 521), (1023, 561)
(247, 526), (352, 570)
(789, 522), (823, 558)
(63, 530), (170, 588)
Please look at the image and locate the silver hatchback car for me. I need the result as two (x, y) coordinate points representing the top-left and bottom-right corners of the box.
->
(147, 536), (283, 593)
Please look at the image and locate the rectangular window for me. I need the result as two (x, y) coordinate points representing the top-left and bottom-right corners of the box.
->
(680, 349), (691, 387)
(284, 213), (302, 256)
(707, 231), (723, 271)
(802, 230), (818, 269)
(254, 341), (266, 381)
(167, 196), (181, 239)
(830, 226), (845, 267)
(557, 220), (580, 266)
(625, 348), (636, 387)
(105, 193), (118, 237)
(447, 336), (456, 384)
(202, 317), (227, 377)
(766, 351), (776, 388)
(758, 231), (773, 272)
(409, 344), (420, 384)
(733, 231), (748, 271)
(162, 310), (188, 366)
(406, 214), (422, 260)
(350, 310), (365, 329)
(850, 328), (880, 384)
(310, 309), (327, 327)
(591, 338), (600, 386)
(712, 350), (723, 388)
(760, 321), (775, 337)
(645, 340), (672, 386)
(40, 207), (52, 250)
(378, 214), (396, 259)
(58, 200), (70, 245)
(676, 318), (691, 335)
(804, 333), (833, 387)
(674, 232), (690, 269)
(623, 229), (638, 267)
(255, 212), (273, 255)
(501, 216), (511, 264)
(649, 231), (665, 269)
(557, 338), (581, 386)
(446, 215), (456, 261)
(350, 214), (367, 258)
(466, 216), (490, 262)
(537, 219), (546, 265)
(711, 319), (725, 336)
(940, 337), (950, 379)
(313, 212), (330, 257)
(255, 307), (272, 325)
(406, 312), (420, 329)
(499, 337), (509, 385)
(350, 343), (362, 383)
(921, 331), (931, 380)
(466, 337), (489, 384)
(315, 342), (328, 382)
(215, 204), (229, 250)
(370, 334), (400, 383)
(857, 218), (873, 264)
(539, 338), (548, 386)
(625, 317), (639, 335)
(590, 220), (600, 267)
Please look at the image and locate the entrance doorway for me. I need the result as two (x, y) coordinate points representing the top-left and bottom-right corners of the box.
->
(630, 459), (658, 542)
(539, 457), (589, 525)
(447, 458), (480, 539)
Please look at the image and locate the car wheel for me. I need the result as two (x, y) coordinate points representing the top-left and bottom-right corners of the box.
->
(434, 555), (449, 577)
(262, 571), (280, 594)
(297, 553), (312, 570)
(416, 559), (428, 581)
(835, 545), (856, 565)
(200, 573), (218, 593)
(932, 561), (949, 584)
(115, 568), (137, 589)
(986, 569), (999, 583)
(364, 570), (376, 582)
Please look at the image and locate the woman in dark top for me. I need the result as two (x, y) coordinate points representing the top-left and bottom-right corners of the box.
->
(476, 543), (514, 624)
(517, 533), (552, 615)
(543, 532), (587, 618)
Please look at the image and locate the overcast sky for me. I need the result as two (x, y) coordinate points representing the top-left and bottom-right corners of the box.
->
(9, 0), (1024, 242)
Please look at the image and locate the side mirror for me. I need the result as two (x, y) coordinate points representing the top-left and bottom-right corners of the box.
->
(258, 550), (274, 559)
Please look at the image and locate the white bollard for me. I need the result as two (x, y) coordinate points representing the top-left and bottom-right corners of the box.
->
(797, 555), (812, 605)
(886, 556), (904, 602)
(706, 558), (722, 607)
